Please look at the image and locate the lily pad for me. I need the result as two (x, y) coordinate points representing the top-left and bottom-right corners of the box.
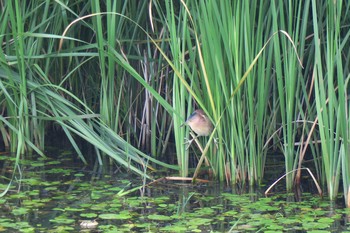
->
(99, 212), (132, 220)
(147, 214), (172, 221)
(12, 207), (29, 215)
(80, 213), (98, 218)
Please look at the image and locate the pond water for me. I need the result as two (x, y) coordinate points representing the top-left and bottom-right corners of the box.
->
(0, 152), (349, 232)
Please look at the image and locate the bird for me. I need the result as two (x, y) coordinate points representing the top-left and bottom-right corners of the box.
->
(181, 109), (213, 148)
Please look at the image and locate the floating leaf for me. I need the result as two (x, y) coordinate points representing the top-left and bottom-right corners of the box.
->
(90, 203), (108, 211)
(12, 207), (29, 215)
(74, 173), (85, 177)
(21, 178), (41, 185)
(46, 161), (61, 165)
(31, 162), (45, 167)
(160, 225), (187, 232)
(302, 222), (329, 230)
(317, 218), (334, 223)
(91, 191), (103, 200)
(99, 212), (132, 220)
(147, 214), (172, 221)
(65, 207), (84, 212)
(28, 190), (40, 196)
(80, 213), (98, 218)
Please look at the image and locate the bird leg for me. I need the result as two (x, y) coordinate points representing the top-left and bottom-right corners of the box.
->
(184, 136), (197, 150)
(184, 132), (200, 150)
(213, 137), (219, 148)
(184, 138), (193, 150)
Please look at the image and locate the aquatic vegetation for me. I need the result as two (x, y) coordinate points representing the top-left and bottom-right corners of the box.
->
(0, 0), (350, 207)
(0, 156), (348, 232)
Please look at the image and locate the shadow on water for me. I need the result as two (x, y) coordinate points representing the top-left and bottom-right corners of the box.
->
(0, 148), (349, 232)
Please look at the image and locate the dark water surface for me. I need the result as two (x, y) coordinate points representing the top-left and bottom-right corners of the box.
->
(0, 152), (349, 232)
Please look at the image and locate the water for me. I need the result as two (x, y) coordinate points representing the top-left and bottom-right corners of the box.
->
(0, 152), (349, 232)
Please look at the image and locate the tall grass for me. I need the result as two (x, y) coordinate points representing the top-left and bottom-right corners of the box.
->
(1, 0), (350, 205)
(188, 1), (276, 185)
(312, 0), (350, 201)
(160, 0), (192, 177)
(0, 1), (178, 181)
(270, 1), (311, 191)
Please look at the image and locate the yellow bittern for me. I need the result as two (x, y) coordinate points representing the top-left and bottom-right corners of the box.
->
(181, 109), (213, 148)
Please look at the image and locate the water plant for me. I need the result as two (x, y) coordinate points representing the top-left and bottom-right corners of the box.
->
(1, 0), (350, 207)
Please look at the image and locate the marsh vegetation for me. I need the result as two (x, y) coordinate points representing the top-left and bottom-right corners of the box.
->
(1, 0), (350, 208)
